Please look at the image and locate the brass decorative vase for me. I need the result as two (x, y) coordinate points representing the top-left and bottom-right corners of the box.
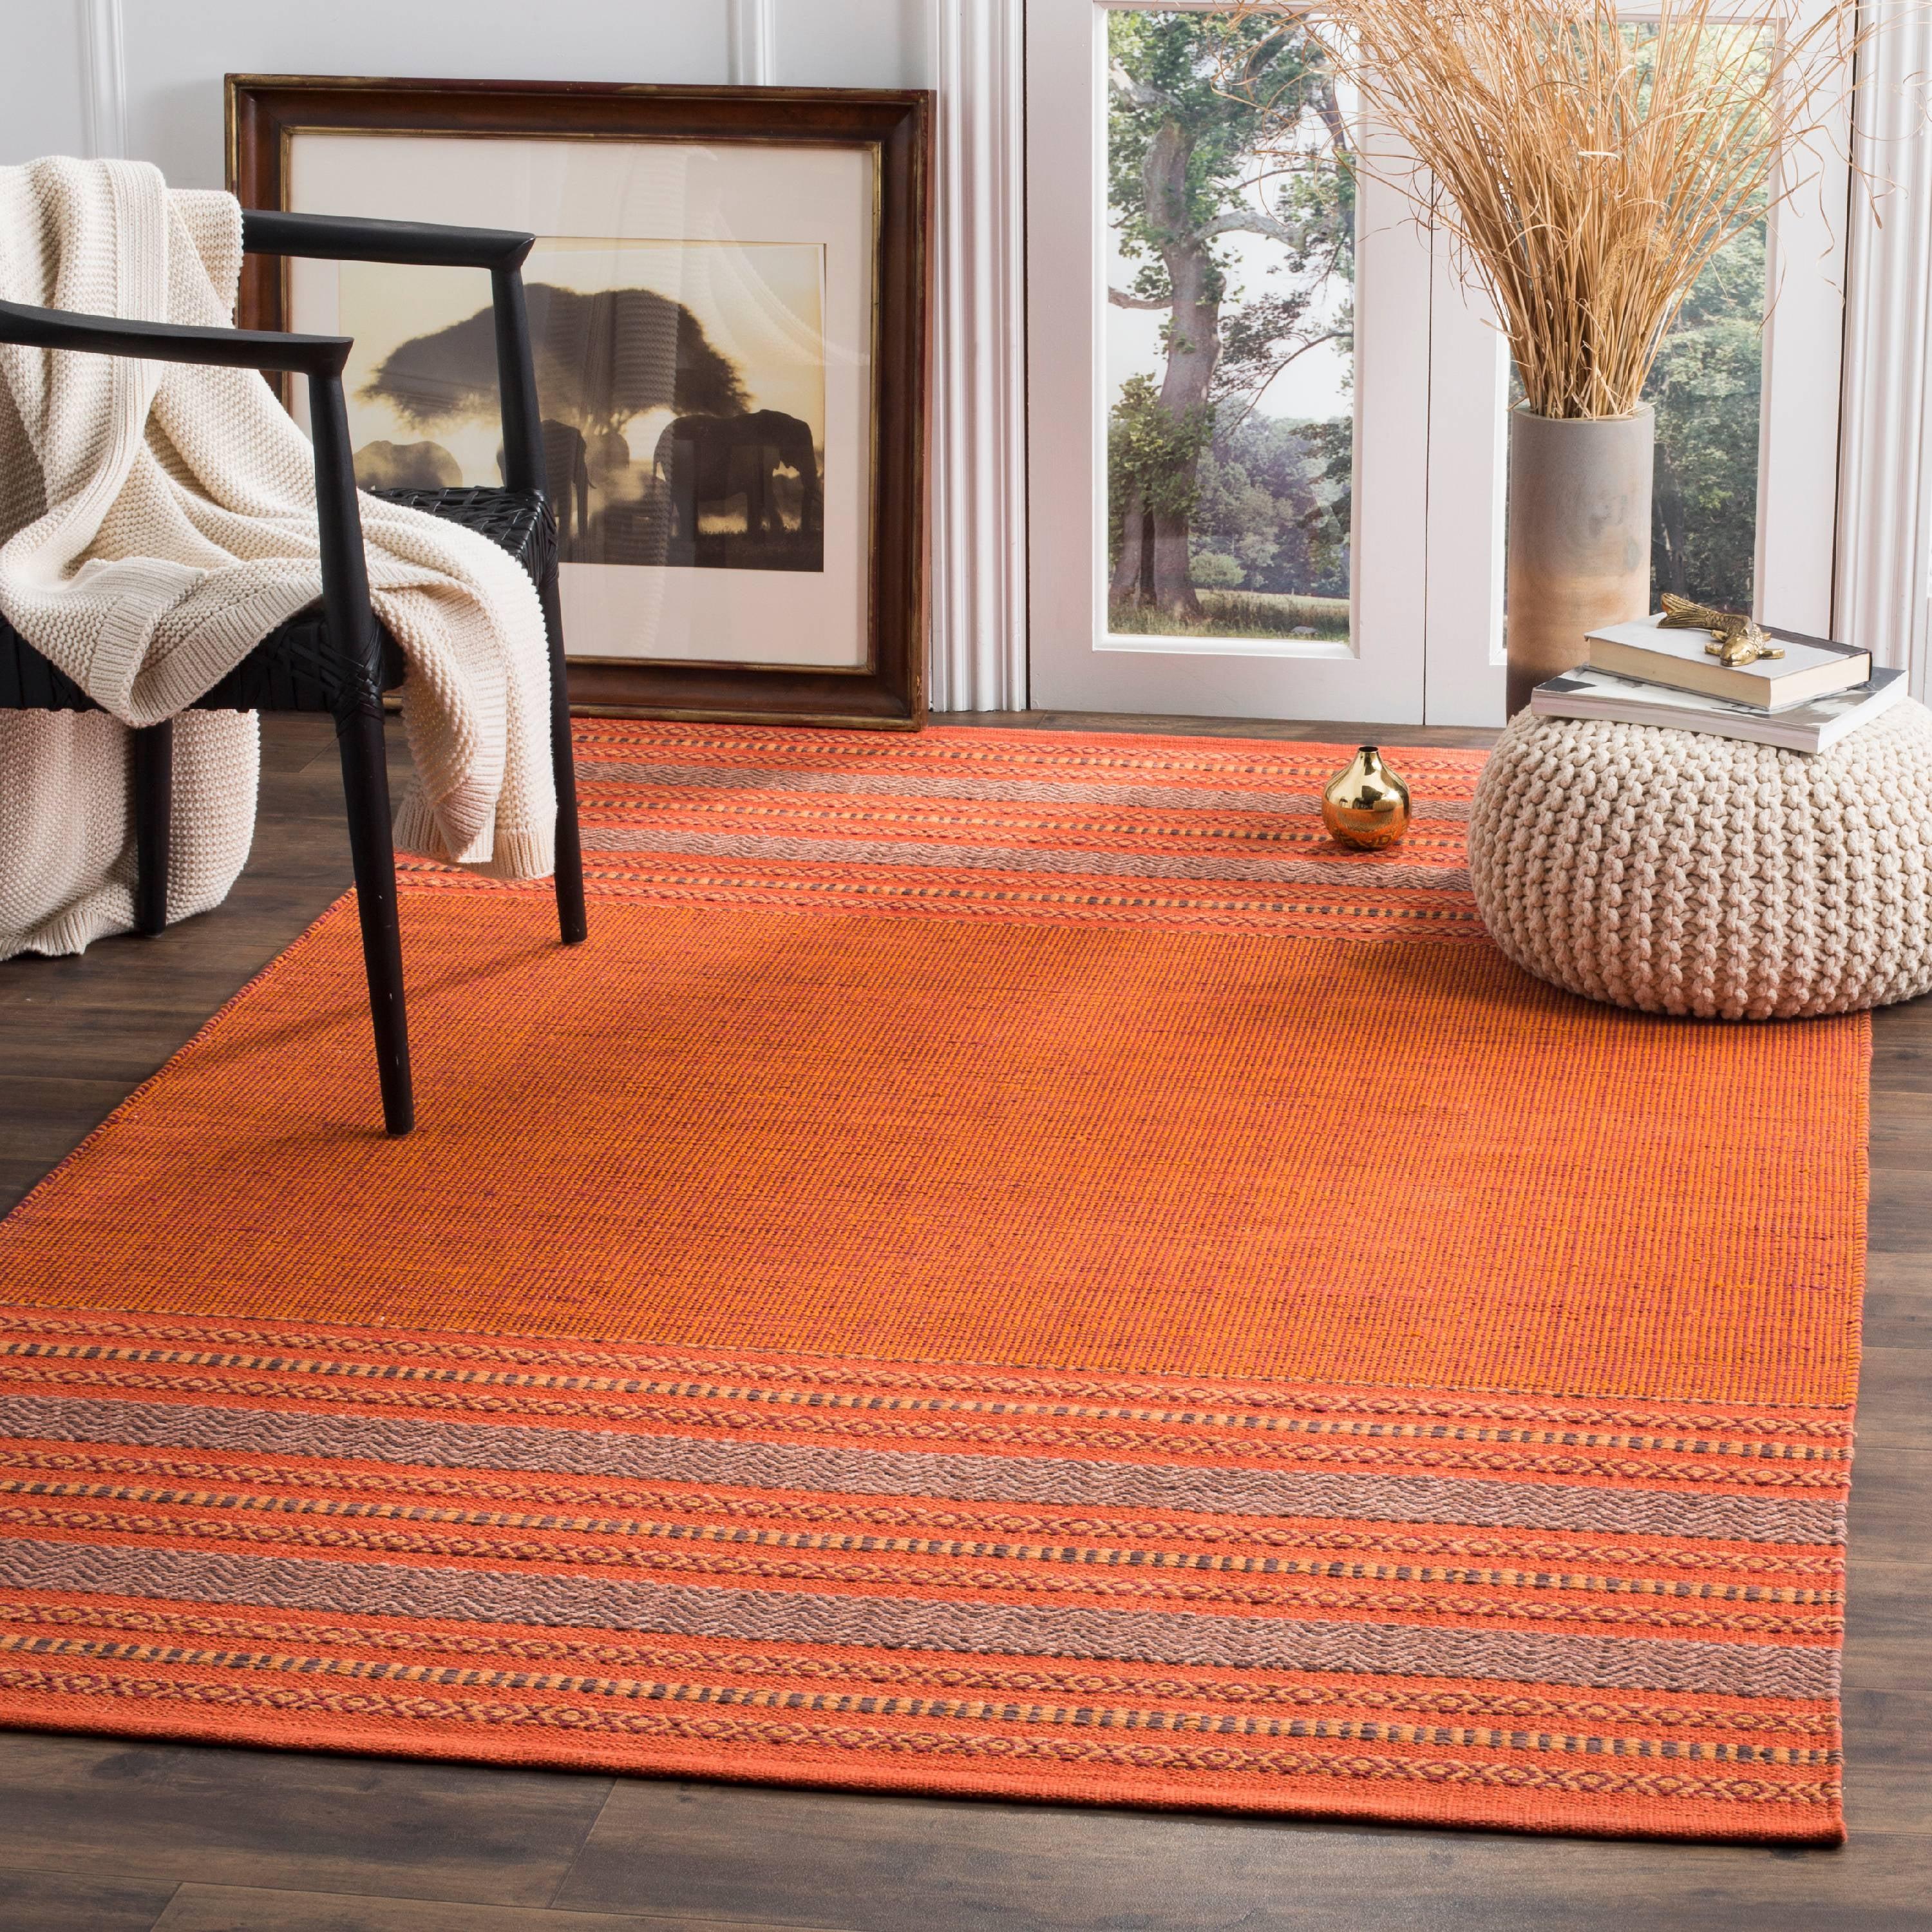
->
(1321, 746), (1410, 849)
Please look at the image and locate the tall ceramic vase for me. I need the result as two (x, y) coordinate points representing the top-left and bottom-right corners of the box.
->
(1504, 404), (1655, 715)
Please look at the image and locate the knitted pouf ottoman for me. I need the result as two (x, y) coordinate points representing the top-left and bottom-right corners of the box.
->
(1468, 697), (1932, 1018)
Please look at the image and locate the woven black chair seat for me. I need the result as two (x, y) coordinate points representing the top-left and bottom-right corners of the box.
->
(0, 486), (554, 717)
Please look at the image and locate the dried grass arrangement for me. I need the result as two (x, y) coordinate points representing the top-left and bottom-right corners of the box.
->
(1224, 0), (1868, 421)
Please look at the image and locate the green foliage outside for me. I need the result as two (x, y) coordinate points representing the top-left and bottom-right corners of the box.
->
(1645, 222), (1765, 610)
(1106, 386), (1350, 599)
(1107, 589), (1351, 640)
(1106, 12), (1347, 316)
(1192, 412), (1351, 599)
(1108, 374), (1213, 536)
(1106, 10), (1355, 629)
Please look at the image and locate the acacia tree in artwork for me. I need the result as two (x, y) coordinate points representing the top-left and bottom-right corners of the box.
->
(1107, 12), (1350, 618)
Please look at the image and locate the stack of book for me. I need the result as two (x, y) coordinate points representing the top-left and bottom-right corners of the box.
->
(1531, 612), (1902, 753)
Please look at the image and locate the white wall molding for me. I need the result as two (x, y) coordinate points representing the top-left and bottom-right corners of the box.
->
(1835, 4), (1932, 691)
(929, 0), (1027, 711)
(727, 0), (777, 86)
(77, 0), (126, 160)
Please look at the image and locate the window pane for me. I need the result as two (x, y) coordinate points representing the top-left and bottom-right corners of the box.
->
(1646, 215), (1766, 611)
(1104, 8), (1356, 642)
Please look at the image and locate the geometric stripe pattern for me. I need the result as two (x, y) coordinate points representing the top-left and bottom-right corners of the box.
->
(403, 723), (1493, 940)
(0, 1305), (1850, 1840)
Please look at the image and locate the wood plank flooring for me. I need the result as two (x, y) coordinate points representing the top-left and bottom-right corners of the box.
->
(0, 712), (1924, 1932)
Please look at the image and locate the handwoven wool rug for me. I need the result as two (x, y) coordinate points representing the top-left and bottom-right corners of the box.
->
(0, 723), (1865, 1842)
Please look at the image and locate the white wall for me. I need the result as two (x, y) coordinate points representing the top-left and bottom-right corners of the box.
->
(9, 5), (87, 162)
(8, 0), (933, 178)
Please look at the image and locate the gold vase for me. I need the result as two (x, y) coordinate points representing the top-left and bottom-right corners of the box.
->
(1321, 745), (1410, 850)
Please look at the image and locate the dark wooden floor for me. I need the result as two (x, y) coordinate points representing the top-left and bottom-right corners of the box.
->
(0, 713), (1925, 1932)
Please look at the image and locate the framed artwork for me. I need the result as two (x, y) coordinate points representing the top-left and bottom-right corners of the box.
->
(228, 76), (930, 728)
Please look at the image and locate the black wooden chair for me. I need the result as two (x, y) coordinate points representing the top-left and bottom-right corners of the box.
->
(0, 211), (587, 1138)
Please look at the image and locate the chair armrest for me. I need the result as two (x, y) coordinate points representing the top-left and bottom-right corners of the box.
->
(0, 293), (378, 706)
(242, 209), (535, 272)
(240, 210), (549, 497)
(0, 296), (349, 377)
(0, 290), (377, 711)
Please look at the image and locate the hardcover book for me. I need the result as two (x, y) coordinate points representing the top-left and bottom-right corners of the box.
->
(1586, 612), (1870, 710)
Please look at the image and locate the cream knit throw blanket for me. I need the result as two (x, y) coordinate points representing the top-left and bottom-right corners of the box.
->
(0, 157), (554, 960)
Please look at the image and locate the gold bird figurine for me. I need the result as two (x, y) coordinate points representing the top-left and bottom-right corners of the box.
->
(1321, 745), (1410, 850)
(1658, 592), (1783, 668)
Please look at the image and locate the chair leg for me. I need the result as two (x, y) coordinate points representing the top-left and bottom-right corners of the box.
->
(541, 570), (588, 945)
(131, 720), (173, 937)
(336, 705), (413, 1136)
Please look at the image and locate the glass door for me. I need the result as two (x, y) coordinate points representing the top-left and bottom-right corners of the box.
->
(1027, 0), (1504, 722)
(1024, 0), (1844, 725)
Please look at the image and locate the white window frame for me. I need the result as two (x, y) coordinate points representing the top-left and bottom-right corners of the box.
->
(1030, 0), (1477, 723)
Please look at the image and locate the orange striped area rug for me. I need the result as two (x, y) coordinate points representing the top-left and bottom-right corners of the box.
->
(0, 723), (1866, 1842)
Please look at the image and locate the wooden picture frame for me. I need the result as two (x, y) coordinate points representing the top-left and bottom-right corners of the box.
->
(228, 75), (931, 729)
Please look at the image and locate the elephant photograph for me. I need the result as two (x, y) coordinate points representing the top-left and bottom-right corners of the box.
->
(339, 238), (827, 574)
(653, 409), (822, 571)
